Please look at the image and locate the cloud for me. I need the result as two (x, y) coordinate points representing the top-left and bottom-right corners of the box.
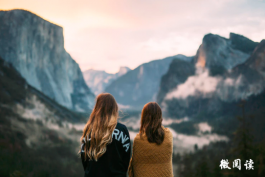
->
(164, 65), (265, 104)
(165, 68), (221, 100)
(168, 127), (229, 154)
(216, 74), (265, 101)
(196, 122), (212, 133)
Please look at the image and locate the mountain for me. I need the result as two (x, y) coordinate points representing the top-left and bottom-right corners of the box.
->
(244, 39), (265, 77)
(105, 55), (193, 109)
(0, 9), (94, 112)
(0, 55), (86, 176)
(157, 58), (195, 104)
(158, 33), (264, 119)
(83, 66), (131, 95)
(0, 56), (89, 122)
(193, 33), (255, 70)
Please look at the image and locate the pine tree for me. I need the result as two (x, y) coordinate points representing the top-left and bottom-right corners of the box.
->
(194, 144), (198, 152)
(178, 154), (194, 177)
(172, 152), (181, 164)
(255, 142), (265, 176)
(194, 158), (210, 177)
(232, 100), (255, 177)
(212, 160), (223, 177)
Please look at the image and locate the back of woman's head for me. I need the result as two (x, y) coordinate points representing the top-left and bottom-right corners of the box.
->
(81, 93), (118, 161)
(140, 102), (164, 145)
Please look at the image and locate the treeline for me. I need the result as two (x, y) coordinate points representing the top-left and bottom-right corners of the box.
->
(0, 55), (85, 176)
(0, 107), (83, 177)
(173, 100), (265, 177)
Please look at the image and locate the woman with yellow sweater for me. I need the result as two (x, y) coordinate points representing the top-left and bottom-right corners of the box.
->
(128, 102), (173, 177)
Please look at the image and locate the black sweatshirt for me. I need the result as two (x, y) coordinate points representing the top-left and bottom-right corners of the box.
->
(81, 122), (131, 177)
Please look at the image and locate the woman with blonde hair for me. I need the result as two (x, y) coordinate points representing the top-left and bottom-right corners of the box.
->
(80, 93), (131, 177)
(129, 102), (173, 177)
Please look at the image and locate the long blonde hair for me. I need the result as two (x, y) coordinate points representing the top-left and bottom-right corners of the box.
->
(81, 93), (118, 161)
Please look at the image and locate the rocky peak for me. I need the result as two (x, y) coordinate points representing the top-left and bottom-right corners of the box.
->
(83, 66), (130, 95)
(229, 33), (258, 54)
(158, 33), (265, 119)
(246, 40), (265, 77)
(116, 66), (131, 77)
(194, 33), (250, 71)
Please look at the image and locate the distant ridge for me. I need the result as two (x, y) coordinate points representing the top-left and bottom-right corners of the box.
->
(83, 66), (131, 95)
(105, 54), (193, 109)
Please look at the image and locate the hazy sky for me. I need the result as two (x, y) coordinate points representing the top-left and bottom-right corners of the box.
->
(1, 0), (265, 73)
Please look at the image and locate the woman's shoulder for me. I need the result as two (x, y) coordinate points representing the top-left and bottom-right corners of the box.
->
(116, 122), (125, 128)
(162, 126), (170, 132)
(134, 127), (172, 140)
(134, 133), (141, 140)
(162, 126), (173, 138)
(133, 133), (146, 144)
(116, 122), (129, 132)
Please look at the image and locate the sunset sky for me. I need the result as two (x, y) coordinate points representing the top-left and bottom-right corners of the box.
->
(1, 0), (265, 73)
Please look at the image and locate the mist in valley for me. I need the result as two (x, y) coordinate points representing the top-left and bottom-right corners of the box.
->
(1, 1), (265, 176)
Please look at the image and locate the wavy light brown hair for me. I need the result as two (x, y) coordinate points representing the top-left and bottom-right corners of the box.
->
(139, 102), (164, 145)
(81, 93), (118, 161)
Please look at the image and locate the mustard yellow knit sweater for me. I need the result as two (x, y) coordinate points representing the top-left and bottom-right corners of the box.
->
(128, 127), (173, 177)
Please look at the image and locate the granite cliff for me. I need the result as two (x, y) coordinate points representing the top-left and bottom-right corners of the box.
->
(0, 55), (86, 175)
(193, 33), (256, 70)
(0, 9), (94, 112)
(158, 33), (264, 119)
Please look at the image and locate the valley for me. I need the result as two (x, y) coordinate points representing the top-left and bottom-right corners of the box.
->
(0, 8), (265, 177)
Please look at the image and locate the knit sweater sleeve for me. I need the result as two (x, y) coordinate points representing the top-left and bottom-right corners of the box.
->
(128, 134), (140, 177)
(128, 153), (134, 177)
(128, 142), (134, 177)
